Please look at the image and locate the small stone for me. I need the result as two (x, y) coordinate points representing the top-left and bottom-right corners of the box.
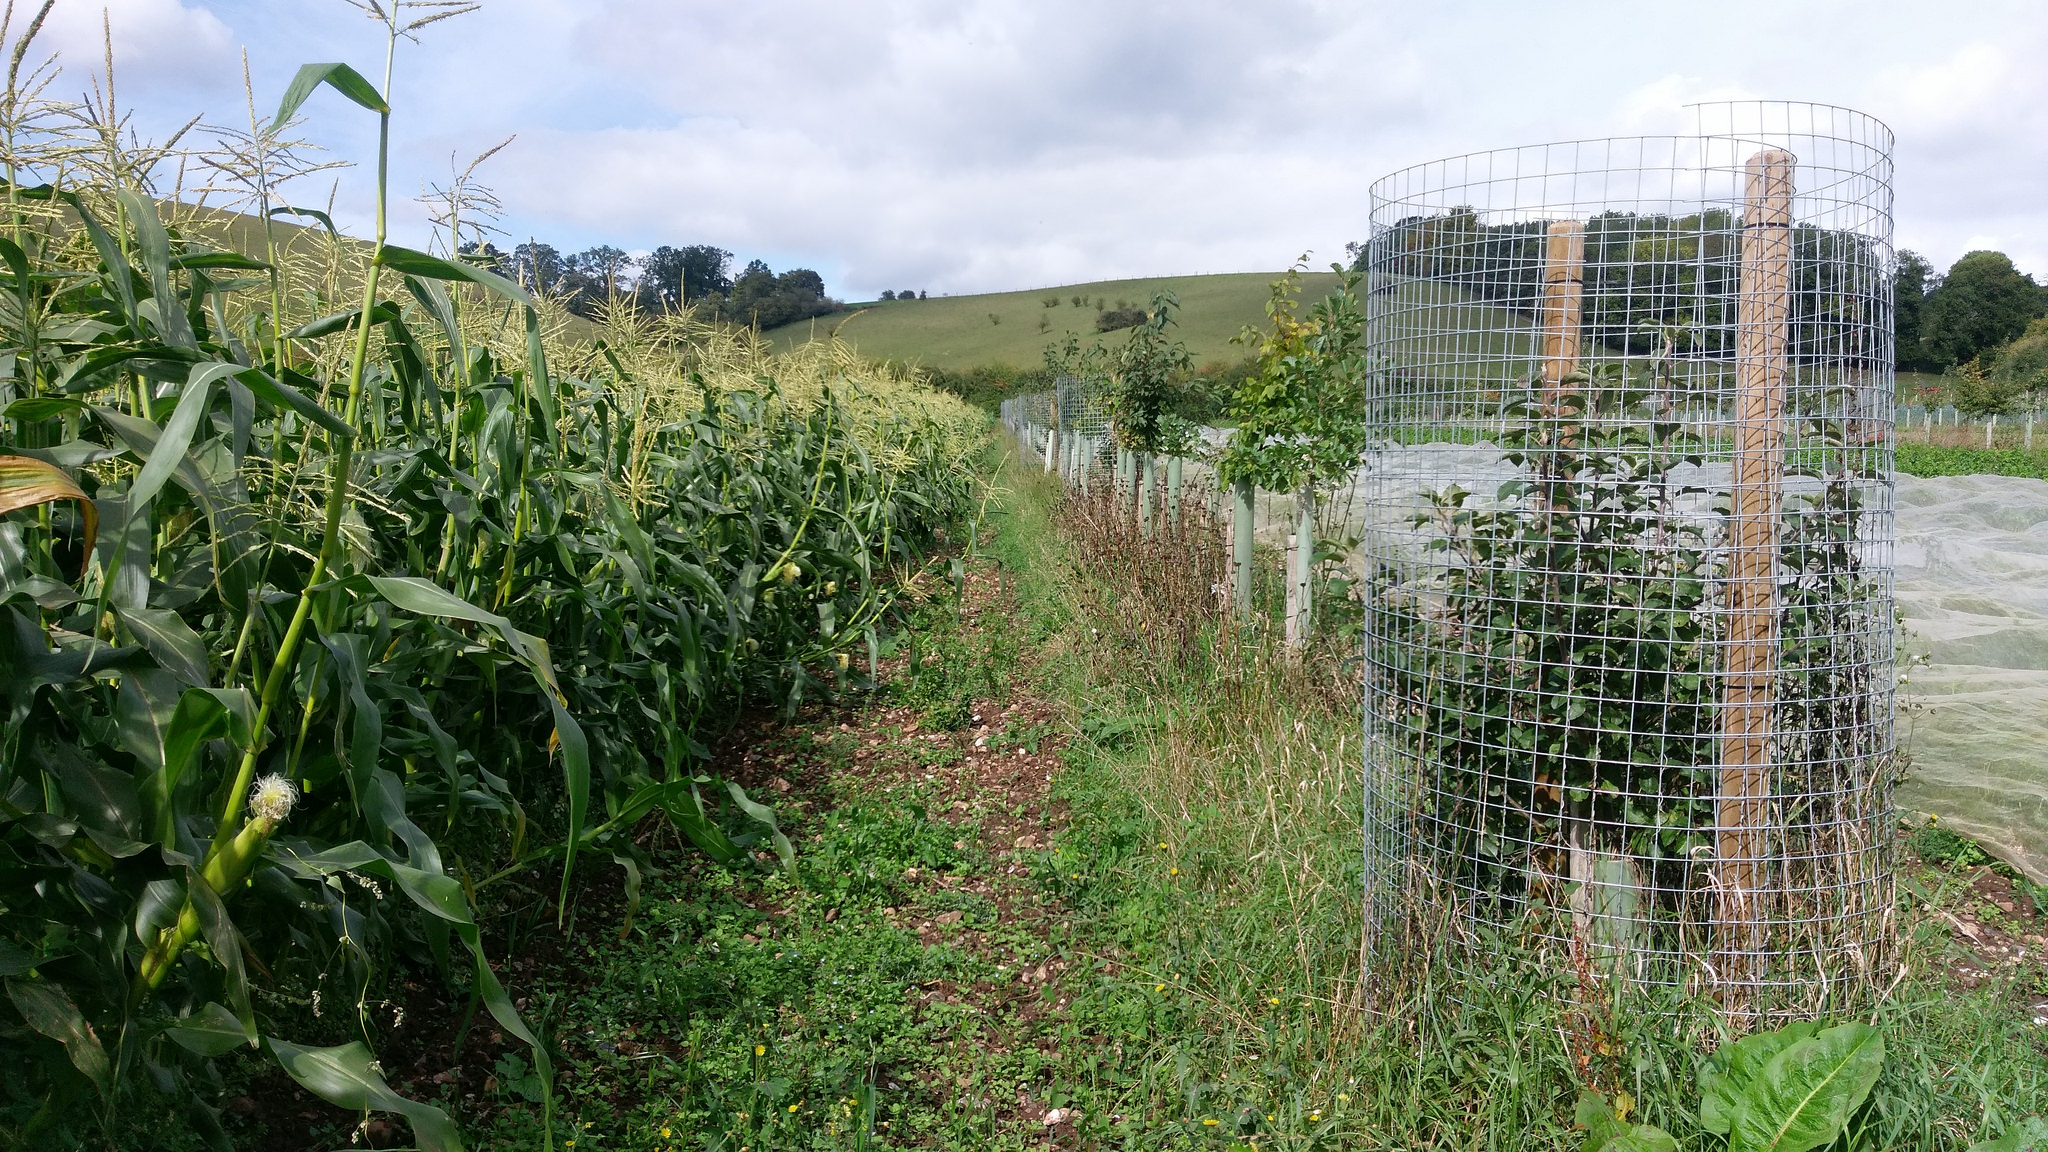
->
(935, 910), (963, 925)
(825, 907), (840, 922)
(771, 777), (792, 792)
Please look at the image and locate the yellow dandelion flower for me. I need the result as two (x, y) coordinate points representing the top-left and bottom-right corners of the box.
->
(1203, 1118), (1220, 1126)
(1169, 867), (1180, 876)
(1268, 997), (1279, 1005)
(1155, 983), (1165, 992)
(755, 1045), (766, 1056)
(789, 1104), (799, 1113)
(662, 1128), (672, 1138)
(1338, 1093), (1350, 1103)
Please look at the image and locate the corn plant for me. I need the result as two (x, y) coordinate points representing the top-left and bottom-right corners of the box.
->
(0, 7), (980, 1147)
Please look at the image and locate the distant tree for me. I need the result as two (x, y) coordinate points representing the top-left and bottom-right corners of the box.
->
(458, 239), (509, 275)
(899, 289), (916, 302)
(716, 261), (840, 329)
(511, 241), (566, 293)
(1096, 305), (1148, 333)
(919, 290), (927, 299)
(1921, 250), (2048, 369)
(1071, 294), (1084, 307)
(988, 312), (1001, 326)
(575, 245), (634, 298)
(1043, 295), (1060, 308)
(1894, 250), (1932, 369)
(880, 290), (896, 301)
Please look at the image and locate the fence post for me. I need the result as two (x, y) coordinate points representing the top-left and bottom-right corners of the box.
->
(1286, 486), (1315, 652)
(1987, 413), (1997, 451)
(1043, 424), (1057, 472)
(1232, 478), (1254, 618)
(1166, 455), (1183, 525)
(2028, 412), (2035, 452)
(1139, 452), (1156, 538)
(1283, 533), (1302, 651)
(1719, 148), (1795, 981)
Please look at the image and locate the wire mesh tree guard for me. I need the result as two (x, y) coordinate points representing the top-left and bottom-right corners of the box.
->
(1358, 102), (1897, 1009)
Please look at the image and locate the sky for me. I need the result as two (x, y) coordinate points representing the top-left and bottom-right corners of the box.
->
(34, 0), (2048, 300)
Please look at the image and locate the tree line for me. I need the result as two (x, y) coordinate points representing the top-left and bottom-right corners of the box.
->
(461, 240), (843, 329)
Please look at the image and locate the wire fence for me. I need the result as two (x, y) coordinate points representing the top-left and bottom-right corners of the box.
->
(1005, 100), (1900, 1013)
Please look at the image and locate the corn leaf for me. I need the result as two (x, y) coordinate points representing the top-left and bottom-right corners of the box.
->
(376, 243), (530, 307)
(0, 454), (96, 576)
(265, 1038), (460, 1152)
(6, 977), (110, 1097)
(271, 62), (388, 130)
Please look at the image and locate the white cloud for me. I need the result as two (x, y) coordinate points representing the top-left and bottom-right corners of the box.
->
(43, 0), (2048, 297)
(36, 0), (235, 89)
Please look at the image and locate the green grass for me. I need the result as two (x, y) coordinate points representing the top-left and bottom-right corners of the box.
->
(1897, 441), (2048, 480)
(769, 271), (1335, 370)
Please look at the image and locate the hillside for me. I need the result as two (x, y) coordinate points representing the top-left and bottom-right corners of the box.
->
(768, 271), (1343, 369)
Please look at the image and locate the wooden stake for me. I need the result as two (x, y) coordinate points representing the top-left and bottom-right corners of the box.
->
(1283, 533), (1302, 651)
(1139, 452), (1156, 538)
(1539, 221), (1588, 414)
(1719, 148), (1796, 967)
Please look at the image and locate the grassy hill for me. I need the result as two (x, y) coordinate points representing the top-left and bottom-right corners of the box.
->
(768, 271), (1345, 370)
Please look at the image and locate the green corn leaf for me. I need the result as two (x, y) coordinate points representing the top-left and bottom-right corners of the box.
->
(3, 396), (86, 421)
(233, 365), (356, 439)
(165, 1002), (252, 1056)
(725, 780), (796, 874)
(268, 204), (339, 237)
(1730, 1022), (1885, 1152)
(170, 251), (271, 271)
(265, 1039), (460, 1152)
(112, 603), (211, 687)
(524, 306), (558, 449)
(117, 187), (195, 351)
(376, 244), (530, 306)
(271, 62), (388, 130)
(6, 977), (111, 1097)
(124, 370), (220, 515)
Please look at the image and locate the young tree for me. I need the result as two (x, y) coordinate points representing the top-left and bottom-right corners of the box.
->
(1217, 264), (1370, 499)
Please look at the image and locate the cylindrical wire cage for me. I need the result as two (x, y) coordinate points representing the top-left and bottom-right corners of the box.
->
(1359, 102), (1897, 1007)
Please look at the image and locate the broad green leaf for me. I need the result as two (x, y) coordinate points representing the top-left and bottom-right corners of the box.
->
(265, 1038), (461, 1152)
(113, 603), (210, 687)
(1597, 1128), (1680, 1152)
(166, 1002), (252, 1056)
(1730, 1022), (1885, 1152)
(117, 187), (195, 350)
(233, 365), (356, 439)
(1701, 1021), (1819, 1134)
(0, 454), (95, 575)
(3, 396), (86, 421)
(6, 978), (110, 1096)
(1577, 1089), (1626, 1152)
(286, 300), (401, 340)
(725, 779), (795, 874)
(125, 371), (217, 514)
(271, 62), (388, 131)
(170, 250), (271, 271)
(377, 243), (531, 307)
(1968, 1118), (2048, 1152)
(269, 203), (338, 236)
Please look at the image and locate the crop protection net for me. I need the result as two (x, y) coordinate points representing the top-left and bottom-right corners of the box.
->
(1357, 103), (1898, 1007)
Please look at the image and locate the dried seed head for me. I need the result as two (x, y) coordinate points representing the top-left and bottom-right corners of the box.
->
(249, 775), (297, 823)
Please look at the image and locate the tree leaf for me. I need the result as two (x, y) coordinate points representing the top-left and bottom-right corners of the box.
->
(1730, 1022), (1885, 1152)
(6, 977), (110, 1097)
(265, 1038), (461, 1152)
(271, 62), (388, 131)
(166, 1002), (252, 1056)
(0, 454), (95, 577)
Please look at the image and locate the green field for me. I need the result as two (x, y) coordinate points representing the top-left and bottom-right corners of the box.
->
(770, 271), (1346, 369)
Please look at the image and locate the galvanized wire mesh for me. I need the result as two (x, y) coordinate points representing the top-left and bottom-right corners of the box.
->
(1358, 102), (1898, 1007)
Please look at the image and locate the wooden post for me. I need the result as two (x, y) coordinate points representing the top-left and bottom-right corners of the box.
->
(1043, 425), (1056, 473)
(1232, 478), (1254, 618)
(1718, 148), (1796, 970)
(2027, 412), (2035, 452)
(1987, 414), (1997, 451)
(1166, 455), (1183, 525)
(1539, 221), (1588, 414)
